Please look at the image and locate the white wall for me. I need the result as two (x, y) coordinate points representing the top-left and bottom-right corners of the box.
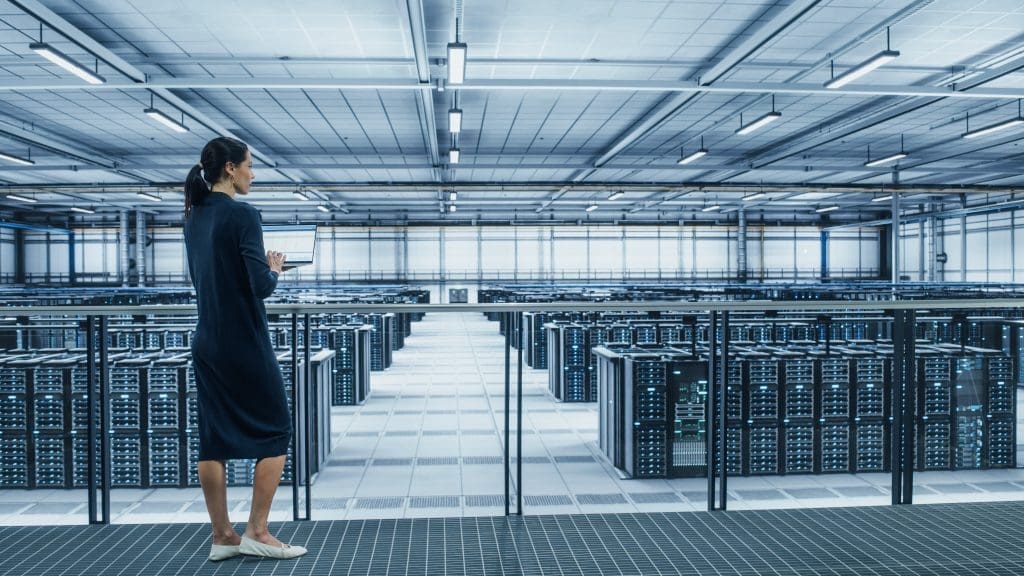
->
(1, 223), (882, 284)
(0, 229), (14, 281)
(897, 210), (1023, 283)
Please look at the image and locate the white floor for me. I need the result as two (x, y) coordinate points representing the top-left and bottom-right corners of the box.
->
(2, 311), (1024, 526)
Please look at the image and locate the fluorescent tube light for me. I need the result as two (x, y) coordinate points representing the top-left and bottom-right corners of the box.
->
(71, 206), (95, 214)
(872, 194), (893, 203)
(448, 108), (463, 133)
(316, 204), (330, 213)
(449, 191), (458, 202)
(677, 149), (707, 165)
(736, 111), (781, 135)
(0, 152), (34, 166)
(449, 204), (457, 213)
(29, 42), (105, 85)
(144, 108), (189, 133)
(607, 191), (624, 201)
(293, 190), (309, 201)
(961, 117), (1024, 139)
(701, 204), (721, 212)
(137, 191), (161, 202)
(864, 152), (907, 167)
(585, 204), (598, 212)
(742, 192), (766, 201)
(815, 205), (839, 213)
(447, 42), (467, 84)
(449, 148), (460, 164)
(6, 194), (37, 203)
(824, 50), (900, 89)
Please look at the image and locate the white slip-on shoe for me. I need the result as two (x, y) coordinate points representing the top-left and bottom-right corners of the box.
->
(208, 543), (242, 561)
(239, 535), (307, 559)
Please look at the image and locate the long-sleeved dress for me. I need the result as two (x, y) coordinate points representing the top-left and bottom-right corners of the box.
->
(184, 191), (290, 460)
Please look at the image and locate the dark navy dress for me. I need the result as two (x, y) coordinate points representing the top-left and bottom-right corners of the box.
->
(184, 191), (290, 460)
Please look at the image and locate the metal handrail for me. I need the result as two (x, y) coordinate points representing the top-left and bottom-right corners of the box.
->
(1, 298), (1024, 316)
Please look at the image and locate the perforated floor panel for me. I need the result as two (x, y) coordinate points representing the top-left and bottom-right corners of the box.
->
(2, 501), (1023, 575)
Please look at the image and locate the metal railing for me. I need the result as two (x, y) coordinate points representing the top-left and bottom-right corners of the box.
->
(1, 297), (1022, 523)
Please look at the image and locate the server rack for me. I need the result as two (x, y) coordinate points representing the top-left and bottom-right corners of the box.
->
(330, 326), (371, 406)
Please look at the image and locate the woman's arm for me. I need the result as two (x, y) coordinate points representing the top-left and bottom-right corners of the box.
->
(236, 204), (279, 299)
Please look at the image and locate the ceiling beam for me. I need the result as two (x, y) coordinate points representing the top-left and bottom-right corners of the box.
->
(403, 0), (441, 174)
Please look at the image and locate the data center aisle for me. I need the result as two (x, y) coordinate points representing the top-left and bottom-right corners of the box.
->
(2, 312), (1024, 527)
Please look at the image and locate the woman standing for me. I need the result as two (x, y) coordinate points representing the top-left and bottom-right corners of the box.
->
(183, 136), (306, 561)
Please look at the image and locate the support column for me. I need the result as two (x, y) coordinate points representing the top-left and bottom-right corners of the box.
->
(820, 230), (829, 281)
(918, 205), (926, 282)
(927, 208), (938, 283)
(119, 210), (130, 286)
(13, 229), (25, 284)
(737, 208), (747, 282)
(135, 211), (146, 286)
(890, 171), (900, 285)
(960, 214), (967, 282)
(68, 222), (76, 285)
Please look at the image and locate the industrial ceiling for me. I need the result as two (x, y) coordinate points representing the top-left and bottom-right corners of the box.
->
(0, 0), (1022, 226)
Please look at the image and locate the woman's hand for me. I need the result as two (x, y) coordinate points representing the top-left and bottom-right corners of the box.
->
(267, 250), (286, 273)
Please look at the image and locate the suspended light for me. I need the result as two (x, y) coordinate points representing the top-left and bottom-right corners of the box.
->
(447, 42), (467, 84)
(864, 152), (907, 167)
(137, 191), (161, 202)
(736, 111), (782, 135)
(815, 205), (839, 213)
(448, 108), (463, 133)
(449, 204), (457, 213)
(316, 204), (330, 213)
(6, 194), (37, 203)
(449, 148), (460, 164)
(824, 50), (900, 89)
(585, 204), (598, 212)
(449, 191), (458, 202)
(71, 206), (95, 214)
(701, 204), (721, 212)
(961, 104), (1024, 139)
(607, 191), (624, 201)
(29, 42), (105, 84)
(0, 151), (34, 166)
(742, 192), (766, 201)
(144, 107), (188, 133)
(293, 190), (309, 201)
(872, 194), (894, 203)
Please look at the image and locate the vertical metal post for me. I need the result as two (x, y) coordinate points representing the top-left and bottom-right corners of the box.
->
(303, 314), (312, 520)
(291, 313), (299, 520)
(719, 311), (729, 511)
(901, 310), (916, 504)
(86, 315), (97, 523)
(98, 315), (110, 523)
(516, 311), (524, 516)
(504, 311), (511, 516)
(891, 310), (903, 505)
(707, 311), (717, 511)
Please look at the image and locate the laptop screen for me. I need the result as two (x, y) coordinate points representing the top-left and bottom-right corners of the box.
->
(262, 224), (317, 265)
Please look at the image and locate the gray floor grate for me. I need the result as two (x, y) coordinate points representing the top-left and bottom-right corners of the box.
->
(576, 493), (628, 505)
(354, 497), (405, 510)
(408, 496), (460, 508)
(629, 492), (682, 504)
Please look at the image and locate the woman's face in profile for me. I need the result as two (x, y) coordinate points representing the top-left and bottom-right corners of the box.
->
(230, 150), (255, 195)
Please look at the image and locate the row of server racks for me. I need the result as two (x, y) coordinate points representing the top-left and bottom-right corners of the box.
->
(593, 343), (1015, 479)
(0, 346), (336, 489)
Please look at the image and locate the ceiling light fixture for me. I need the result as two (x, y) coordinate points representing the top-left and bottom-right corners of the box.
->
(449, 204), (457, 213)
(872, 194), (894, 203)
(449, 191), (458, 202)
(825, 29), (899, 89)
(144, 93), (188, 133)
(815, 205), (839, 213)
(449, 148), (460, 164)
(71, 206), (95, 214)
(29, 41), (105, 85)
(447, 43), (467, 84)
(316, 204), (330, 213)
(0, 151), (35, 166)
(6, 194), (37, 203)
(293, 190), (309, 201)
(961, 101), (1024, 139)
(864, 135), (908, 167)
(701, 204), (721, 212)
(677, 136), (707, 165)
(448, 108), (463, 133)
(742, 192), (766, 201)
(736, 95), (782, 135)
(137, 191), (161, 202)
(607, 190), (624, 201)
(585, 203), (598, 212)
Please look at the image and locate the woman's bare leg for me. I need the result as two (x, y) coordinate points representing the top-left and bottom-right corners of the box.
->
(198, 460), (240, 545)
(243, 455), (287, 546)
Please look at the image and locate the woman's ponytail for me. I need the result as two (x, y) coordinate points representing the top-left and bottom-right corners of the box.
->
(184, 137), (248, 218)
(184, 163), (210, 217)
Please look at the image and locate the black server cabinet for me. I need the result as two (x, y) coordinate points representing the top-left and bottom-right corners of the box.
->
(986, 355), (1015, 468)
(330, 326), (371, 406)
(623, 355), (668, 479)
(669, 360), (710, 477)
(746, 359), (780, 475)
(594, 346), (626, 470)
(782, 357), (815, 474)
(817, 356), (852, 473)
(713, 359), (744, 476)
(852, 356), (889, 473)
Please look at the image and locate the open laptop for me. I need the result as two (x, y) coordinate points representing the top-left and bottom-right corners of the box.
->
(262, 224), (317, 270)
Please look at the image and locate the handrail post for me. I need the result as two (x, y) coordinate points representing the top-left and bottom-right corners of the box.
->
(504, 311), (511, 516)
